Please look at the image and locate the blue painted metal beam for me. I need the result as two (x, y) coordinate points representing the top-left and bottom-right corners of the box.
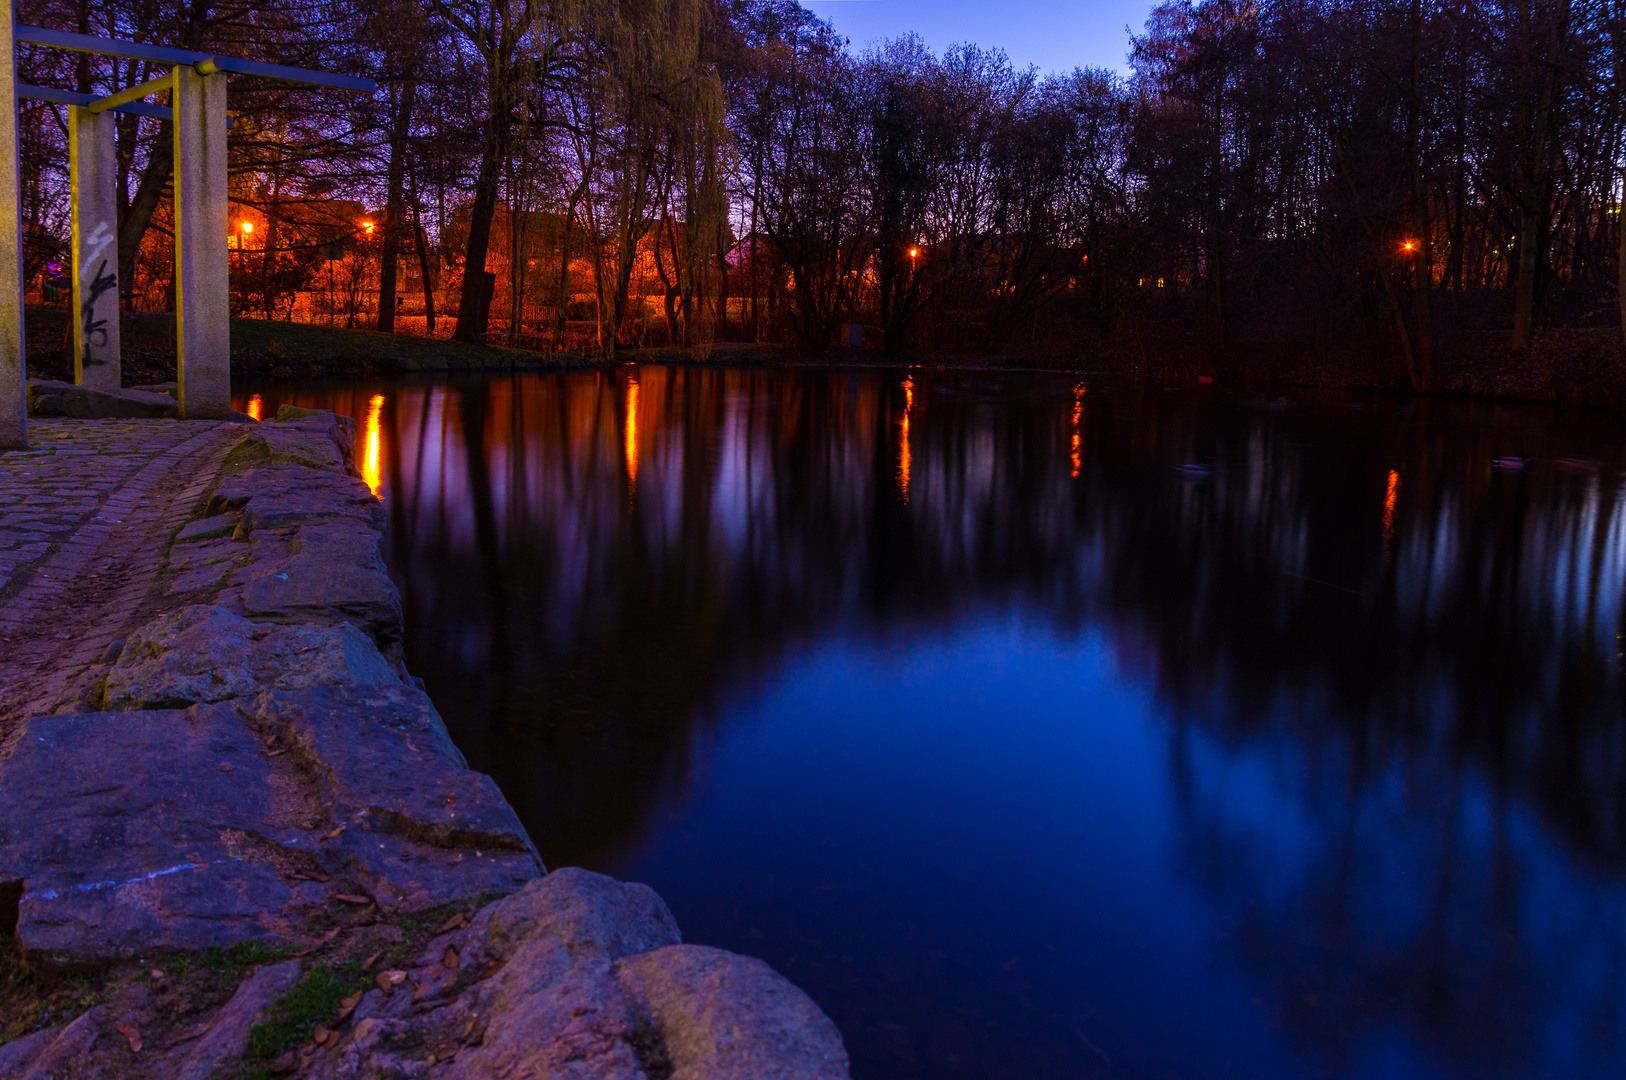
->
(14, 25), (375, 94)
(16, 82), (172, 119)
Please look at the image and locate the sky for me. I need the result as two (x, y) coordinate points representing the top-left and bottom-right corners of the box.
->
(801, 0), (1161, 76)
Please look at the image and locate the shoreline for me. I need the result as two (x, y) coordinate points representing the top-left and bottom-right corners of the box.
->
(0, 409), (850, 1078)
(26, 305), (1626, 416)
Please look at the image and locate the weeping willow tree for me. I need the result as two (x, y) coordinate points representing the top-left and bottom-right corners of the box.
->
(568, 0), (727, 356)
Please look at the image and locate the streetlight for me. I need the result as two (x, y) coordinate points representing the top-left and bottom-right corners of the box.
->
(909, 247), (918, 274)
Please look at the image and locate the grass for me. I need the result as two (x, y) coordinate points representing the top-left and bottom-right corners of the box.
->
(228, 315), (551, 370)
(244, 961), (371, 1062)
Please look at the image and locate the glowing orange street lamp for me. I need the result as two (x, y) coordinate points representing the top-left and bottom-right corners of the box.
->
(362, 221), (375, 235)
(241, 221), (253, 234)
(1400, 239), (1418, 253)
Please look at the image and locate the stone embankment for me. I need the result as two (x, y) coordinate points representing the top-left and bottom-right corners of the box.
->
(0, 408), (848, 1078)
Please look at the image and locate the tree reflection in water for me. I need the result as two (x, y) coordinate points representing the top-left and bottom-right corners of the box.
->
(241, 369), (1626, 1079)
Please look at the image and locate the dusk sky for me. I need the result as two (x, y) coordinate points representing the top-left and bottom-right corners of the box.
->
(802, 0), (1159, 74)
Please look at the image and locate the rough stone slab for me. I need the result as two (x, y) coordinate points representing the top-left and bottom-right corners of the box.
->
(459, 867), (680, 970)
(333, 829), (540, 914)
(168, 960), (302, 1080)
(0, 688), (541, 970)
(174, 513), (236, 543)
(0, 1005), (106, 1078)
(26, 379), (179, 420)
(206, 466), (382, 533)
(254, 684), (534, 856)
(0, 704), (300, 970)
(224, 426), (346, 474)
(303, 869), (849, 1080)
(617, 946), (851, 1080)
(0, 1024), (57, 1076)
(271, 406), (358, 476)
(221, 521), (402, 651)
(99, 605), (400, 710)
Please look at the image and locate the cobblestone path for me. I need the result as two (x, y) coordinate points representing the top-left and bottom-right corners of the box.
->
(0, 419), (244, 726)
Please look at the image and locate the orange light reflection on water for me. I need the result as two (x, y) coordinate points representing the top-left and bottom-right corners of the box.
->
(363, 394), (385, 496)
(898, 377), (914, 502)
(625, 378), (640, 488)
(1070, 382), (1086, 477)
(247, 394), (262, 422)
(1383, 469), (1400, 539)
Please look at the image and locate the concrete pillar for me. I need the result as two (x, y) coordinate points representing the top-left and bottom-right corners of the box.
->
(70, 107), (121, 391)
(0, 3), (27, 448)
(171, 65), (230, 420)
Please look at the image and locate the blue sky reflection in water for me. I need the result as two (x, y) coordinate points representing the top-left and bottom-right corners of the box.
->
(237, 370), (1626, 1079)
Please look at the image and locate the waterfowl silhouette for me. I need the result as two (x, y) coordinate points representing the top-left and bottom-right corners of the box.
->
(1491, 454), (1531, 471)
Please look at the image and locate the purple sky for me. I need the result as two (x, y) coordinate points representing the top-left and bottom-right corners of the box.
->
(800, 0), (1159, 75)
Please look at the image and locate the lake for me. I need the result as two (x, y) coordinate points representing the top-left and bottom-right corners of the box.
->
(236, 366), (1626, 1080)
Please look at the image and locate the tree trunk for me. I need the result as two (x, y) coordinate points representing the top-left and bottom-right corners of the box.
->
(453, 126), (510, 342)
(118, 130), (172, 304)
(1406, 0), (1436, 390)
(377, 80), (417, 334)
(552, 193), (578, 352)
(1511, 0), (1572, 348)
(1618, 190), (1626, 351)
(715, 219), (729, 341)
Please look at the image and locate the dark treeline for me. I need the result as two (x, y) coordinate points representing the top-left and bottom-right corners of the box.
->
(15, 0), (1626, 388)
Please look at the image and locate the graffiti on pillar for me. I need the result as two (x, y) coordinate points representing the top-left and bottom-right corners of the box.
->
(79, 222), (117, 361)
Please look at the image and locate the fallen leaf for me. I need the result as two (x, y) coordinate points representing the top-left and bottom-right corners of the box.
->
(354, 1018), (375, 1041)
(437, 912), (467, 934)
(266, 748), (289, 757)
(442, 947), (460, 970)
(376, 969), (407, 993)
(320, 825), (346, 840)
(332, 893), (373, 906)
(292, 927), (342, 957)
(477, 961), (503, 981)
(270, 1050), (297, 1073)
(148, 968), (164, 979)
(161, 1027), (210, 1050)
(361, 950), (383, 969)
(313, 1026), (331, 1046)
(115, 1022), (141, 1053)
(461, 1019), (477, 1040)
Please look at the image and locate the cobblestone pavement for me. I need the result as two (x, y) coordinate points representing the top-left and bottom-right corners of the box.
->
(0, 419), (245, 727)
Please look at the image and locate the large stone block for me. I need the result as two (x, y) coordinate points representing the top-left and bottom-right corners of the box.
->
(301, 869), (850, 1080)
(617, 946), (851, 1080)
(224, 425), (347, 474)
(99, 604), (399, 710)
(252, 684), (534, 856)
(221, 521), (403, 651)
(272, 406), (359, 475)
(0, 704), (301, 970)
(0, 689), (542, 970)
(206, 466), (382, 533)
(26, 378), (179, 419)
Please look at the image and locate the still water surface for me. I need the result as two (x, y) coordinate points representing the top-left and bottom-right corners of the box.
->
(238, 367), (1626, 1080)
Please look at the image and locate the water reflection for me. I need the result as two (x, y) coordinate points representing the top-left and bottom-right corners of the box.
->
(237, 369), (1626, 1079)
(363, 393), (384, 496)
